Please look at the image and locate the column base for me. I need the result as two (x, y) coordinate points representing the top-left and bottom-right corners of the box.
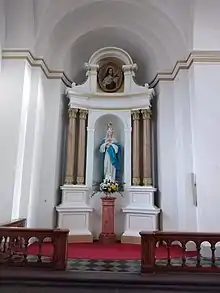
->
(121, 234), (141, 244)
(99, 233), (116, 244)
(68, 233), (93, 243)
(56, 185), (93, 243)
(121, 186), (160, 244)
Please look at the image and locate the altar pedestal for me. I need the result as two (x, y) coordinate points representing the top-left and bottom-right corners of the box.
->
(121, 186), (160, 244)
(56, 185), (93, 243)
(99, 196), (116, 244)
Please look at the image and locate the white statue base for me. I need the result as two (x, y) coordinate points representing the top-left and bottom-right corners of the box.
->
(56, 185), (93, 243)
(121, 186), (160, 244)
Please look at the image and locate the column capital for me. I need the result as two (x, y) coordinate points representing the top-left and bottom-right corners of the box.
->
(131, 110), (140, 120)
(68, 108), (78, 119)
(79, 109), (88, 120)
(141, 108), (152, 120)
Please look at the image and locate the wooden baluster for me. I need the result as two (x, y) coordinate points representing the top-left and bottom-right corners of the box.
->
(23, 237), (29, 264)
(38, 237), (43, 263)
(53, 229), (69, 270)
(140, 231), (156, 273)
(182, 241), (186, 267)
(196, 241), (201, 267)
(167, 240), (171, 267)
(211, 241), (216, 267)
(0, 236), (3, 251)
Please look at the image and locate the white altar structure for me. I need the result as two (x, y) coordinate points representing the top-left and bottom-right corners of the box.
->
(56, 47), (160, 243)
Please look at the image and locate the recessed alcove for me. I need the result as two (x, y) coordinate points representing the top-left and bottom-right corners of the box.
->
(93, 113), (124, 184)
(90, 113), (125, 239)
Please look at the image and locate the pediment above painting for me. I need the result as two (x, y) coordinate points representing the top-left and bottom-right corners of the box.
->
(66, 47), (154, 110)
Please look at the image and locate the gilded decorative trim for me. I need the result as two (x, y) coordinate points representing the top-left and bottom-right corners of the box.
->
(132, 177), (140, 186)
(141, 109), (152, 120)
(131, 110), (140, 120)
(64, 175), (73, 185)
(79, 109), (88, 120)
(3, 49), (220, 88)
(76, 176), (84, 185)
(143, 177), (152, 186)
(68, 108), (78, 119)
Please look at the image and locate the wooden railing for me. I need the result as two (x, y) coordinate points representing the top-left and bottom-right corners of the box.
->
(0, 218), (26, 227)
(140, 231), (220, 273)
(0, 225), (69, 270)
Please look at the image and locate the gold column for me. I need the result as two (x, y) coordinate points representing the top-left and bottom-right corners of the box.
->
(76, 109), (88, 184)
(141, 109), (152, 185)
(131, 110), (140, 185)
(65, 108), (78, 184)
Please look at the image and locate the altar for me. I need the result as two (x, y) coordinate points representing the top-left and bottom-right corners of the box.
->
(56, 47), (160, 243)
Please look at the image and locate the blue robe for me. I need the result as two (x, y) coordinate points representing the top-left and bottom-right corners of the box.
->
(100, 139), (121, 181)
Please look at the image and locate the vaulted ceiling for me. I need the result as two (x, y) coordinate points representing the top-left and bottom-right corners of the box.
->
(3, 0), (194, 84)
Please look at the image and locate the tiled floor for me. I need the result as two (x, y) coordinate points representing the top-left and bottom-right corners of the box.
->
(66, 257), (220, 273)
(4, 254), (220, 273)
(67, 259), (141, 273)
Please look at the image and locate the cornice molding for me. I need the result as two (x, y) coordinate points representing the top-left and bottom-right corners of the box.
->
(2, 49), (72, 87)
(149, 50), (220, 87)
(2, 49), (220, 88)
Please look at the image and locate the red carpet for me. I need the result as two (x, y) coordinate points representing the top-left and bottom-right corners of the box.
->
(27, 242), (197, 260)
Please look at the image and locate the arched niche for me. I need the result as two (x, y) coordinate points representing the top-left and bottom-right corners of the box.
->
(89, 47), (133, 66)
(92, 113), (124, 184)
(90, 113), (125, 239)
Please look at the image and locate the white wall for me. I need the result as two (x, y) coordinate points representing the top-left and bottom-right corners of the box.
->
(173, 70), (197, 231)
(157, 71), (198, 231)
(0, 58), (64, 228)
(5, 0), (35, 49)
(35, 78), (64, 228)
(157, 81), (178, 230)
(18, 68), (44, 221)
(0, 0), (5, 72)
(190, 62), (220, 232)
(193, 0), (220, 50)
(0, 59), (30, 222)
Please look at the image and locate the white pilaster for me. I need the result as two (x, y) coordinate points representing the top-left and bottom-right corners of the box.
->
(124, 126), (132, 186)
(85, 126), (95, 187)
(0, 59), (31, 222)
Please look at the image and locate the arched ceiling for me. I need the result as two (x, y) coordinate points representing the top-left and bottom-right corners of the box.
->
(34, 0), (193, 85)
(63, 27), (162, 85)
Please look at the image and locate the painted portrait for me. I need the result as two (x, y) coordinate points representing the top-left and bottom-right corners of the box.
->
(98, 62), (123, 93)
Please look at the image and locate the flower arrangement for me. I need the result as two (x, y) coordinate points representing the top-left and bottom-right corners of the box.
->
(100, 179), (119, 194)
(91, 179), (124, 197)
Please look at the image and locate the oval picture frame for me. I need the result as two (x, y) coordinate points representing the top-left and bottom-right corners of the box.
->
(98, 62), (123, 93)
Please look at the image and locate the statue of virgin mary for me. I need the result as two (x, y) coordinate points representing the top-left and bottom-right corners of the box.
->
(99, 122), (121, 182)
